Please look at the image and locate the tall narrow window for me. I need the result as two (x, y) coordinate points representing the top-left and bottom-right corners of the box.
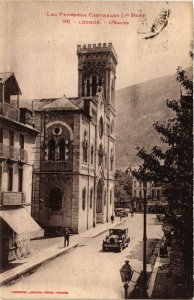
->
(92, 76), (97, 96)
(110, 149), (114, 171)
(104, 190), (106, 206)
(8, 166), (13, 191)
(18, 167), (23, 192)
(59, 139), (65, 160)
(0, 128), (3, 143)
(105, 152), (107, 169)
(139, 190), (142, 198)
(111, 120), (114, 134)
(134, 190), (136, 198)
(91, 145), (94, 165)
(82, 131), (88, 163)
(111, 78), (114, 104)
(152, 190), (155, 198)
(98, 144), (103, 166)
(20, 134), (24, 149)
(82, 188), (86, 210)
(82, 79), (85, 97)
(87, 79), (90, 96)
(90, 188), (93, 209)
(9, 131), (14, 147)
(157, 189), (160, 199)
(110, 190), (112, 204)
(48, 139), (55, 161)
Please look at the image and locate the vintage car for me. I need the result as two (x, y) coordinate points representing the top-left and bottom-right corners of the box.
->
(102, 227), (130, 252)
(114, 208), (128, 217)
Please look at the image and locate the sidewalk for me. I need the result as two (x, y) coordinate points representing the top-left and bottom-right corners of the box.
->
(147, 237), (185, 299)
(0, 217), (124, 286)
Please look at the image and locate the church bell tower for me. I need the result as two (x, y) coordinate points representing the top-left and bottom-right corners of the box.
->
(77, 43), (117, 110)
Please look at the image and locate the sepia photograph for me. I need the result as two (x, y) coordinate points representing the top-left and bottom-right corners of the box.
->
(0, 1), (193, 299)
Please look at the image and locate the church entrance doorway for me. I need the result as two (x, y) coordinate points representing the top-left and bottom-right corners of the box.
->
(48, 186), (63, 211)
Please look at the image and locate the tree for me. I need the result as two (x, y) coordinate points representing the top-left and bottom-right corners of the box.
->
(114, 170), (132, 207)
(133, 66), (193, 297)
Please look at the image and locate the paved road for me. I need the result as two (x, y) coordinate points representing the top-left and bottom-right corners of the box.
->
(1, 214), (163, 299)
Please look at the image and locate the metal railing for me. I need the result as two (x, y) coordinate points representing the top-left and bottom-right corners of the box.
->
(0, 102), (19, 121)
(0, 143), (28, 163)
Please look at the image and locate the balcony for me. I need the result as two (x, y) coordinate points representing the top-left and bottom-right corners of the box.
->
(0, 102), (19, 121)
(0, 143), (28, 163)
(20, 149), (28, 163)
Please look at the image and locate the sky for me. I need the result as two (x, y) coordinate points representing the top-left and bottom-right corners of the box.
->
(0, 1), (192, 100)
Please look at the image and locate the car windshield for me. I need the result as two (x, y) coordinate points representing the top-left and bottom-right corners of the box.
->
(109, 229), (126, 235)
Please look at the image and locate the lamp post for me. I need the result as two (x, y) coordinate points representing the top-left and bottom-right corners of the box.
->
(120, 260), (133, 299)
(143, 181), (147, 297)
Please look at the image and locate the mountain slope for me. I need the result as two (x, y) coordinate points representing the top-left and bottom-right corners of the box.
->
(115, 68), (192, 170)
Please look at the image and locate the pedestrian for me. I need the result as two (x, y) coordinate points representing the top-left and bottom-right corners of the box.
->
(64, 227), (70, 247)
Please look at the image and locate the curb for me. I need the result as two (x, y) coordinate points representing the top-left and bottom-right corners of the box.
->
(128, 238), (162, 299)
(0, 243), (78, 286)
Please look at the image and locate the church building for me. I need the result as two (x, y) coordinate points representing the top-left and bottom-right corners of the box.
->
(32, 43), (117, 233)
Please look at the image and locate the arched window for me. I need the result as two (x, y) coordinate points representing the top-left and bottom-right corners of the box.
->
(48, 186), (63, 210)
(104, 189), (106, 206)
(59, 139), (65, 160)
(111, 78), (114, 104)
(98, 144), (103, 166)
(82, 79), (85, 97)
(110, 190), (112, 204)
(92, 76), (97, 96)
(105, 152), (107, 169)
(99, 117), (103, 139)
(82, 130), (88, 163)
(90, 188), (93, 209)
(111, 120), (114, 134)
(96, 179), (103, 213)
(82, 188), (86, 210)
(87, 79), (90, 96)
(91, 145), (94, 165)
(48, 139), (55, 161)
(110, 148), (114, 171)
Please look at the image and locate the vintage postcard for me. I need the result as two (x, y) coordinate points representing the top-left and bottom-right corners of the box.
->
(0, 1), (193, 299)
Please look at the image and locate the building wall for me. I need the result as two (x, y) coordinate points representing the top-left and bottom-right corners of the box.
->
(0, 125), (37, 210)
(32, 43), (117, 233)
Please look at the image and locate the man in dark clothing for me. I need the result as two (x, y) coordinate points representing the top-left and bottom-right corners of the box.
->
(64, 227), (70, 247)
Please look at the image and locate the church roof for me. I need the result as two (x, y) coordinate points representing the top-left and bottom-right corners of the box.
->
(69, 97), (84, 109)
(38, 95), (80, 111)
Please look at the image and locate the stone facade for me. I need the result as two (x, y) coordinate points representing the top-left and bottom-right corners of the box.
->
(32, 43), (117, 233)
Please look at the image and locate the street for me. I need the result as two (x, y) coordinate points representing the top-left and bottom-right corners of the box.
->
(1, 214), (163, 299)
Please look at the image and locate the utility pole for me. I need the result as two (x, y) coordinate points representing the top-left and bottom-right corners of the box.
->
(142, 180), (147, 298)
